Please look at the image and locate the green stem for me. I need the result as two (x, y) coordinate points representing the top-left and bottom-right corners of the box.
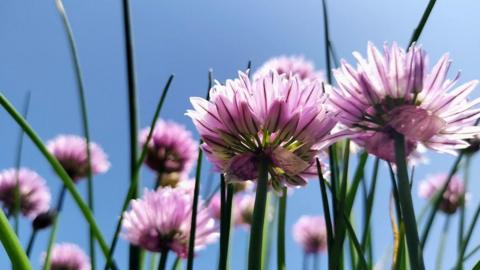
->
(408, 0), (438, 46)
(459, 156), (471, 253)
(456, 200), (480, 269)
(316, 158), (334, 269)
(0, 93), (113, 263)
(149, 253), (158, 270)
(321, 0), (332, 83)
(14, 92), (30, 235)
(219, 176), (233, 270)
(55, 2), (96, 268)
(120, 0), (141, 267)
(186, 147), (204, 270)
(42, 216), (59, 270)
(277, 187), (287, 270)
(103, 75), (173, 270)
(248, 157), (269, 270)
(158, 250), (169, 270)
(393, 133), (424, 270)
(0, 208), (31, 269)
(186, 70), (212, 270)
(435, 217), (450, 270)
(171, 257), (181, 270)
(25, 229), (37, 258)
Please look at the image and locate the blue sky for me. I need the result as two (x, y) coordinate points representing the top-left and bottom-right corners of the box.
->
(1, 0), (480, 269)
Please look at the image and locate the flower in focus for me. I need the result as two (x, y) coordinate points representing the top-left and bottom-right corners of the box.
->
(187, 71), (340, 191)
(122, 187), (218, 257)
(293, 215), (327, 254)
(42, 243), (90, 270)
(418, 173), (467, 214)
(0, 168), (50, 218)
(331, 42), (480, 162)
(254, 56), (324, 83)
(139, 119), (198, 186)
(47, 135), (110, 181)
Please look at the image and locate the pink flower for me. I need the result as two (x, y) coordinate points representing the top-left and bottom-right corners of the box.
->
(254, 56), (324, 82)
(187, 71), (341, 191)
(139, 119), (198, 177)
(331, 42), (480, 162)
(293, 215), (327, 254)
(122, 187), (219, 258)
(47, 135), (110, 181)
(42, 243), (90, 270)
(0, 168), (50, 218)
(418, 174), (466, 214)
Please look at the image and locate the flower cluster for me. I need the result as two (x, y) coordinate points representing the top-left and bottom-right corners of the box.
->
(0, 168), (50, 218)
(42, 243), (90, 270)
(418, 173), (467, 214)
(331, 42), (480, 161)
(254, 56), (324, 83)
(47, 135), (110, 181)
(293, 215), (328, 254)
(122, 187), (219, 257)
(187, 70), (339, 190)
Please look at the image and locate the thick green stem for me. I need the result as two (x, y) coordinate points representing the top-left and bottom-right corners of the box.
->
(0, 208), (31, 269)
(277, 187), (287, 270)
(316, 158), (334, 269)
(219, 177), (233, 270)
(393, 133), (424, 270)
(248, 157), (269, 270)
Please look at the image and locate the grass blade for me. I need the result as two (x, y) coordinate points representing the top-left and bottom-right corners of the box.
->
(0, 208), (31, 269)
(14, 91), (31, 234)
(316, 158), (334, 269)
(104, 75), (174, 269)
(456, 199), (480, 268)
(55, 1), (97, 267)
(186, 70), (212, 270)
(0, 93), (112, 262)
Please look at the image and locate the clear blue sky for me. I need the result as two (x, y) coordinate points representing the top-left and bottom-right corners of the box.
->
(1, 1), (480, 269)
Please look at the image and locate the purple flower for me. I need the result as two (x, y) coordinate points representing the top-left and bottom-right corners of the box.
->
(0, 168), (50, 218)
(331, 42), (480, 162)
(293, 215), (327, 254)
(187, 71), (340, 191)
(139, 119), (198, 178)
(42, 243), (90, 270)
(254, 56), (324, 82)
(47, 135), (110, 181)
(122, 187), (219, 258)
(418, 174), (466, 214)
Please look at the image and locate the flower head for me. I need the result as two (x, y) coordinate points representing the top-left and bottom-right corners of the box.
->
(47, 135), (110, 181)
(254, 56), (324, 82)
(139, 119), (198, 177)
(122, 187), (218, 258)
(293, 215), (327, 254)
(187, 71), (339, 191)
(418, 174), (466, 214)
(42, 243), (90, 270)
(0, 168), (50, 218)
(331, 42), (480, 161)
